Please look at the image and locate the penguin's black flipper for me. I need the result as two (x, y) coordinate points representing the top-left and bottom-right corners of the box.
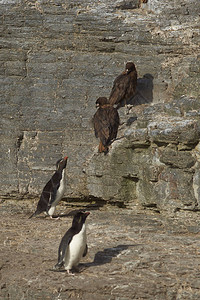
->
(47, 172), (62, 206)
(48, 185), (59, 206)
(54, 230), (73, 270)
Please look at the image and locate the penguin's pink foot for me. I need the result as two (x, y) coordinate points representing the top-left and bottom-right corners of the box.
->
(50, 215), (60, 220)
(67, 269), (75, 276)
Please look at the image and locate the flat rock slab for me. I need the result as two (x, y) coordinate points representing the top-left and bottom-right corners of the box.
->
(0, 200), (200, 299)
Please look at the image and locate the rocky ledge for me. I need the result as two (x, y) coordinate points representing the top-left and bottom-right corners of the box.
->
(86, 96), (200, 213)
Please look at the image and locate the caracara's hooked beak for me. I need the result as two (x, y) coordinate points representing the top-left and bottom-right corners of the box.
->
(122, 69), (128, 75)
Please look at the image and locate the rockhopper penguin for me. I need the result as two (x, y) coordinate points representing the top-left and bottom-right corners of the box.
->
(54, 211), (90, 274)
(29, 156), (68, 219)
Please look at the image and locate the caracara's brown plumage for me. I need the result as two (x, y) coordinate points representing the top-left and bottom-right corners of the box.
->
(93, 97), (120, 154)
(109, 62), (137, 108)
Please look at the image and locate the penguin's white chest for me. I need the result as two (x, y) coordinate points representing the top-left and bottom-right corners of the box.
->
(55, 170), (66, 202)
(64, 224), (87, 270)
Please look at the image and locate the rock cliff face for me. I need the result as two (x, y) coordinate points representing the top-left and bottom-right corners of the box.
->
(0, 0), (200, 212)
(87, 98), (200, 212)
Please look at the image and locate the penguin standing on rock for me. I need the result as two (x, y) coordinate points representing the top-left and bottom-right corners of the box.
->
(29, 156), (68, 219)
(54, 211), (90, 274)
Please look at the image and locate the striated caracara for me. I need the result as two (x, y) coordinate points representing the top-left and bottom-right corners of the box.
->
(93, 97), (120, 154)
(109, 62), (137, 109)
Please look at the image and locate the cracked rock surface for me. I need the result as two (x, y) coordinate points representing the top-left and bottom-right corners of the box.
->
(0, 0), (199, 202)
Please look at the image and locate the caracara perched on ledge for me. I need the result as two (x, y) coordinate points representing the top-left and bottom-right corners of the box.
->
(93, 97), (120, 154)
(109, 61), (137, 109)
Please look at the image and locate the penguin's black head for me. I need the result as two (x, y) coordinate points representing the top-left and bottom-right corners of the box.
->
(125, 62), (136, 74)
(56, 156), (68, 171)
(72, 211), (90, 229)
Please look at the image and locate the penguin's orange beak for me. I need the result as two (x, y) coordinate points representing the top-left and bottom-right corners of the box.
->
(64, 156), (68, 160)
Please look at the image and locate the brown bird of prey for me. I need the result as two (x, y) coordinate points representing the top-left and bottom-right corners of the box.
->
(109, 62), (137, 109)
(93, 97), (120, 154)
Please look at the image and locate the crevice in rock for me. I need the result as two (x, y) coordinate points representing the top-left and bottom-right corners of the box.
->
(143, 203), (160, 213)
(116, 0), (140, 10)
(122, 175), (139, 182)
(108, 200), (127, 208)
(152, 141), (170, 147)
(16, 133), (25, 194)
(63, 196), (127, 209)
(16, 133), (24, 151)
(63, 196), (107, 209)
(179, 142), (199, 150)
(126, 143), (150, 150)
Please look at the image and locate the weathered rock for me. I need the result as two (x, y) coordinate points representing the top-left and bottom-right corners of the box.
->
(160, 148), (196, 168)
(86, 97), (200, 212)
(0, 0), (200, 213)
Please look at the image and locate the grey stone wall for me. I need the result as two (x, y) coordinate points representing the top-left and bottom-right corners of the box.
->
(87, 98), (200, 212)
(0, 0), (199, 210)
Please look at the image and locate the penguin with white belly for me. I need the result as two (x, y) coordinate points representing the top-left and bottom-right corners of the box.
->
(29, 156), (68, 219)
(54, 211), (90, 274)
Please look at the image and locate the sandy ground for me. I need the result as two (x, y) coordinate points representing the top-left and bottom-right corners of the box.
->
(1, 199), (200, 300)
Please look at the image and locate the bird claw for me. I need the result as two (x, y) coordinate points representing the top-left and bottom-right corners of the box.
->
(67, 269), (75, 276)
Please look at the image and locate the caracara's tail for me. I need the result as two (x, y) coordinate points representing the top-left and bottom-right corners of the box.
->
(98, 142), (109, 154)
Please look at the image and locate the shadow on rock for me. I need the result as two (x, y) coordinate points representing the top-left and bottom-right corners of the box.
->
(50, 244), (137, 273)
(54, 202), (106, 219)
(126, 116), (138, 126)
(29, 202), (105, 220)
(83, 244), (135, 268)
(134, 73), (154, 105)
(125, 73), (154, 107)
